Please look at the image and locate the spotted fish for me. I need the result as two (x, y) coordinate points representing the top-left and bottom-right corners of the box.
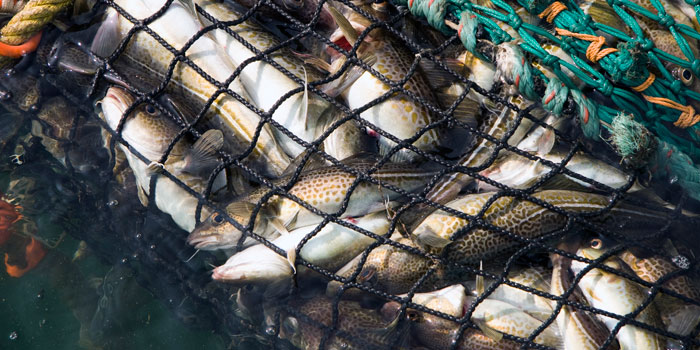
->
(571, 237), (663, 350)
(188, 157), (436, 250)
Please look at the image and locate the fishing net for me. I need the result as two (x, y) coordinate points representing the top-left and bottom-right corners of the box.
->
(1, 0), (700, 349)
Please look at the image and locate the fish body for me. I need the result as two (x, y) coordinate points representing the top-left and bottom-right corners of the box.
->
(467, 266), (554, 321)
(478, 149), (633, 192)
(571, 240), (663, 350)
(194, 0), (341, 158)
(280, 296), (407, 350)
(212, 212), (388, 284)
(99, 87), (225, 231)
(619, 248), (700, 336)
(97, 1), (290, 176)
(413, 190), (659, 264)
(188, 158), (435, 250)
(470, 298), (561, 347)
(328, 4), (441, 162)
(404, 284), (468, 317)
(551, 249), (617, 350)
(327, 234), (454, 297)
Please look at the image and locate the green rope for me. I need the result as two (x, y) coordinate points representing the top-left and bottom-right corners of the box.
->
(389, 0), (700, 199)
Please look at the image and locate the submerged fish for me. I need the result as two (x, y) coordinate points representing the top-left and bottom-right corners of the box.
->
(326, 233), (462, 297)
(211, 212), (389, 286)
(465, 266), (554, 322)
(99, 86), (226, 231)
(280, 296), (408, 350)
(194, 0), (349, 159)
(412, 190), (669, 264)
(571, 237), (663, 350)
(322, 1), (445, 162)
(188, 157), (435, 250)
(619, 246), (700, 337)
(550, 243), (618, 350)
(90, 0), (291, 176)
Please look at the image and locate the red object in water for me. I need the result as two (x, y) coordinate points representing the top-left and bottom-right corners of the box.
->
(4, 238), (46, 278)
(0, 31), (42, 59)
(0, 195), (22, 245)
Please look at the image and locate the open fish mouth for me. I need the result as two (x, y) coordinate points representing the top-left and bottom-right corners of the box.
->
(99, 87), (136, 129)
(186, 233), (221, 250)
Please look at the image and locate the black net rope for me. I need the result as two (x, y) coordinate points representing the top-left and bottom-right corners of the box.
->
(2, 0), (700, 349)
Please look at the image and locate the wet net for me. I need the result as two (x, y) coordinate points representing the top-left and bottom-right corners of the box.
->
(1, 0), (700, 349)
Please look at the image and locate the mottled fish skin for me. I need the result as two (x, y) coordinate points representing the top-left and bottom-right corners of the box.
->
(619, 249), (700, 336)
(211, 212), (388, 285)
(194, 0), (343, 158)
(413, 190), (662, 265)
(188, 159), (435, 250)
(571, 240), (663, 350)
(281, 296), (407, 350)
(396, 305), (523, 350)
(99, 87), (224, 232)
(551, 250), (617, 350)
(466, 266), (555, 322)
(332, 3), (441, 162)
(103, 1), (291, 176)
(326, 234), (458, 297)
(404, 284), (468, 317)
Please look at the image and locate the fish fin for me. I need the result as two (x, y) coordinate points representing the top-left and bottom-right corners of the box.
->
(420, 60), (459, 90)
(327, 6), (358, 45)
(474, 319), (503, 341)
(415, 228), (452, 249)
(227, 201), (256, 218)
(137, 186), (149, 207)
(182, 129), (224, 174)
(280, 150), (327, 178)
(300, 67), (310, 131)
(583, 0), (627, 34)
(263, 277), (293, 299)
(286, 247), (297, 275)
(436, 92), (479, 128)
(476, 261), (485, 296)
(270, 217), (290, 235)
(284, 210), (299, 229)
(146, 161), (165, 175)
(668, 305), (700, 336)
(91, 9), (122, 58)
(291, 51), (332, 72)
(322, 57), (369, 97)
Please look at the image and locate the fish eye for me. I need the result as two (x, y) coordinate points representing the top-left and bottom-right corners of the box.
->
(673, 67), (694, 86)
(358, 266), (376, 284)
(589, 238), (603, 250)
(145, 104), (157, 115)
(406, 310), (422, 322)
(212, 213), (224, 225)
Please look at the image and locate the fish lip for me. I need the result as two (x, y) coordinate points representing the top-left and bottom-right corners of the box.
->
(186, 233), (219, 250)
(103, 86), (135, 115)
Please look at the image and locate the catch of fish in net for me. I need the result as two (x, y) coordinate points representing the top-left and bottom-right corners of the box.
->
(1, 0), (700, 349)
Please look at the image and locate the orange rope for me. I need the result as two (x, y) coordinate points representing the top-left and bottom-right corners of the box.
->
(643, 95), (700, 128)
(0, 30), (41, 58)
(556, 29), (617, 63)
(538, 2), (567, 23)
(632, 73), (655, 92)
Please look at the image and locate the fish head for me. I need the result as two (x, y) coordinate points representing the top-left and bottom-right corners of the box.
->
(211, 245), (293, 284)
(187, 210), (249, 250)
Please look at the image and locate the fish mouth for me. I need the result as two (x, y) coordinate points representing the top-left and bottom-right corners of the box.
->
(100, 87), (135, 129)
(186, 232), (220, 250)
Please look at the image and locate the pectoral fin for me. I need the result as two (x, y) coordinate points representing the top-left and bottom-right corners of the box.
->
(415, 228), (452, 249)
(474, 318), (503, 341)
(182, 129), (224, 175)
(91, 9), (122, 58)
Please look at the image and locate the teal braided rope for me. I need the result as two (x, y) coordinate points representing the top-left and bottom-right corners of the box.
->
(611, 113), (700, 201)
(388, 0), (700, 199)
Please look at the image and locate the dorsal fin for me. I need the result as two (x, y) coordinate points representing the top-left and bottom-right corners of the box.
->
(280, 150), (328, 178)
(182, 129), (224, 175)
(91, 9), (122, 58)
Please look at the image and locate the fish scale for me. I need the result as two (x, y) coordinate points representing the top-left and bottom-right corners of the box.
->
(100, 0), (291, 176)
(414, 190), (621, 264)
(572, 246), (663, 350)
(619, 250), (700, 336)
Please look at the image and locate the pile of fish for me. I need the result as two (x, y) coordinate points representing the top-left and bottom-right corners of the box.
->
(2, 0), (700, 348)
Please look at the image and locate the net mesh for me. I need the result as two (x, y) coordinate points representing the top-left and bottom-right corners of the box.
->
(1, 0), (700, 349)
